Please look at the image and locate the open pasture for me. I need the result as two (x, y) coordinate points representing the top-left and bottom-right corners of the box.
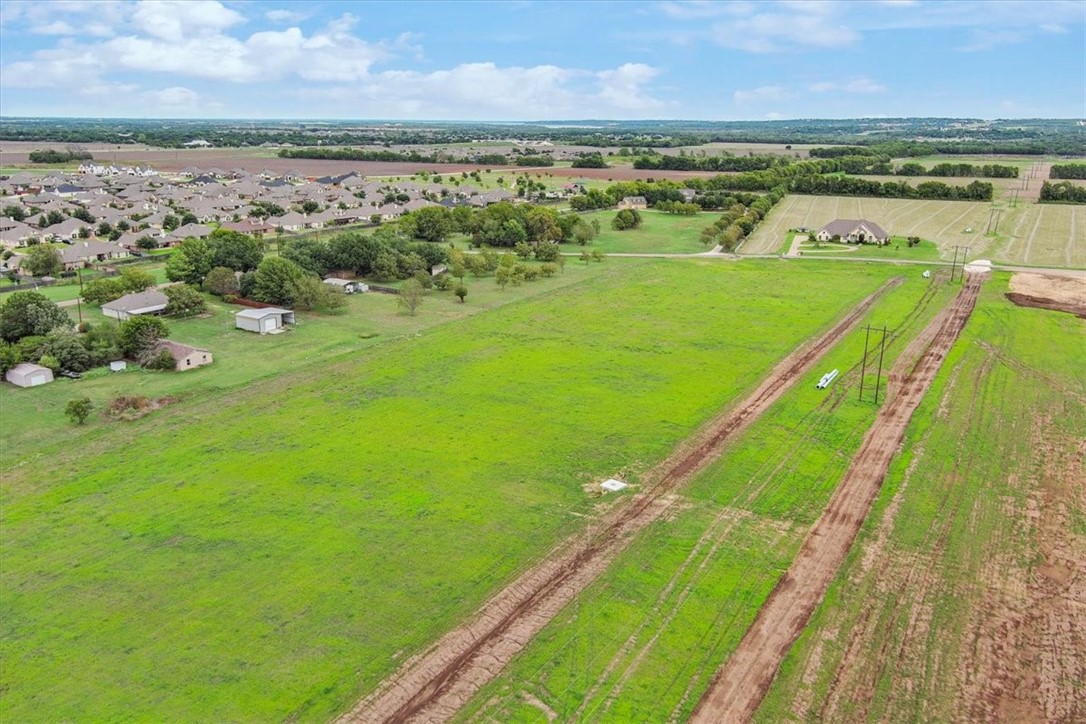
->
(0, 260), (900, 722)
(560, 209), (721, 254)
(756, 279), (1086, 722)
(454, 270), (960, 723)
(743, 194), (1084, 267)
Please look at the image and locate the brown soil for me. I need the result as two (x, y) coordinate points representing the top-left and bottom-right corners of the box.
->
(690, 275), (985, 723)
(1006, 271), (1086, 318)
(336, 278), (904, 724)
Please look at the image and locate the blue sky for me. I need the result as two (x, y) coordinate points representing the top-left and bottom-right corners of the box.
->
(0, 0), (1083, 120)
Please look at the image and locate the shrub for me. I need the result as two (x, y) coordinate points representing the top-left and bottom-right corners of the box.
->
(65, 397), (93, 425)
(142, 348), (177, 371)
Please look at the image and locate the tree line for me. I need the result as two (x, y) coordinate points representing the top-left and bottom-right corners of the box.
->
(28, 149), (93, 163)
(1039, 181), (1086, 204)
(277, 147), (554, 167)
(1050, 164), (1086, 180)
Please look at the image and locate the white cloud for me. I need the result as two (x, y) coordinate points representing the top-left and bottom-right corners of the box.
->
(712, 9), (860, 53)
(597, 63), (664, 111)
(765, 111), (784, 119)
(289, 62), (668, 120)
(30, 20), (77, 34)
(809, 78), (886, 93)
(266, 9), (308, 24)
(733, 85), (791, 104)
(1039, 23), (1067, 33)
(131, 0), (244, 42)
(658, 1), (757, 20)
(956, 29), (1023, 52)
(145, 85), (200, 106)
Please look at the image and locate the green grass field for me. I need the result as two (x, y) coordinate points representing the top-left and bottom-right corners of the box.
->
(454, 271), (960, 723)
(795, 236), (944, 262)
(1, 259), (904, 722)
(559, 209), (720, 254)
(2, 259), (616, 462)
(756, 278), (1086, 722)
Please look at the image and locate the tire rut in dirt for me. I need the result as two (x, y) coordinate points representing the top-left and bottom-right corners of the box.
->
(690, 275), (985, 723)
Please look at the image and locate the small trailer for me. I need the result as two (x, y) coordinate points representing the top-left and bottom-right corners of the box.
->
(816, 368), (839, 389)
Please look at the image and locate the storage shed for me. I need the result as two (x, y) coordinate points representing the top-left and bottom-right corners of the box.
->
(5, 362), (54, 387)
(151, 340), (213, 371)
(322, 278), (368, 294)
(234, 307), (296, 334)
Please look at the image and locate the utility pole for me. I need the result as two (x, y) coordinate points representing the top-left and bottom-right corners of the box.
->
(858, 325), (888, 404)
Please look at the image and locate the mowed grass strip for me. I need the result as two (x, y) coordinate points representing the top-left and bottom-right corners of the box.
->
(2, 260), (895, 722)
(755, 280), (1086, 723)
(559, 209), (721, 254)
(454, 273), (958, 723)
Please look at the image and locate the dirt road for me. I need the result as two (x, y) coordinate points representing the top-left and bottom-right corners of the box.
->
(337, 278), (903, 724)
(690, 274), (985, 723)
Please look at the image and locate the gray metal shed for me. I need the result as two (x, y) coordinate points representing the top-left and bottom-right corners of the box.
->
(234, 307), (296, 334)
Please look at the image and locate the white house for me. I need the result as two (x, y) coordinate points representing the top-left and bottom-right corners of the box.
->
(234, 307), (296, 334)
(5, 363), (54, 387)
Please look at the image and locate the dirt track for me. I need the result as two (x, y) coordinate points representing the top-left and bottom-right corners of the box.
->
(337, 278), (903, 724)
(691, 274), (985, 723)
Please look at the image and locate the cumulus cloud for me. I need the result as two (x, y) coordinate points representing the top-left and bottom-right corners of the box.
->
(597, 63), (664, 111)
(145, 85), (200, 106)
(266, 9), (308, 24)
(130, 0), (244, 42)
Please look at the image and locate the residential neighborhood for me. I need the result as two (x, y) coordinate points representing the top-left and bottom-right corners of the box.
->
(0, 165), (544, 272)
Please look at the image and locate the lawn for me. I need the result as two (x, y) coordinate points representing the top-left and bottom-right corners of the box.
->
(559, 209), (720, 254)
(453, 270), (960, 723)
(795, 236), (945, 262)
(756, 277), (1086, 722)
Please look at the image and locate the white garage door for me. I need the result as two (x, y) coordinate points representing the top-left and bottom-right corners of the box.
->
(262, 317), (277, 332)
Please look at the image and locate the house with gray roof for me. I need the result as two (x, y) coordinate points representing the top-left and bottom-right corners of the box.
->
(816, 219), (890, 245)
(101, 289), (168, 320)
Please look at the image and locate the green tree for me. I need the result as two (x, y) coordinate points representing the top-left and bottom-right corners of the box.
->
(23, 244), (63, 277)
(580, 250), (592, 265)
(2, 205), (27, 222)
(611, 208), (643, 231)
(136, 236), (158, 250)
(406, 206), (454, 243)
(514, 241), (533, 259)
(397, 278), (425, 315)
(208, 229), (263, 272)
(495, 265), (512, 290)
(43, 329), (91, 371)
(252, 257), (305, 305)
(119, 266), (156, 292)
(0, 291), (72, 342)
(81, 277), (128, 305)
(164, 284), (207, 316)
(281, 237), (330, 275)
(370, 251), (399, 281)
(202, 266), (239, 296)
(534, 242), (560, 262)
(0, 341), (18, 375)
(454, 282), (468, 303)
(288, 275), (345, 312)
(165, 237), (213, 285)
(119, 315), (169, 358)
(591, 249), (605, 262)
(162, 214), (180, 232)
(301, 200), (320, 214)
(72, 206), (96, 224)
(65, 397), (93, 426)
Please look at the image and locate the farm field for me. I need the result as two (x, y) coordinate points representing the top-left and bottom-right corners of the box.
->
(743, 194), (1085, 268)
(756, 278), (1086, 722)
(558, 209), (719, 254)
(1, 258), (617, 463)
(453, 271), (960, 722)
(0, 259), (902, 722)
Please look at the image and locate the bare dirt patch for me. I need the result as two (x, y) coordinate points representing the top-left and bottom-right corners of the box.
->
(691, 276), (984, 723)
(1007, 272), (1086, 318)
(336, 279), (903, 724)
